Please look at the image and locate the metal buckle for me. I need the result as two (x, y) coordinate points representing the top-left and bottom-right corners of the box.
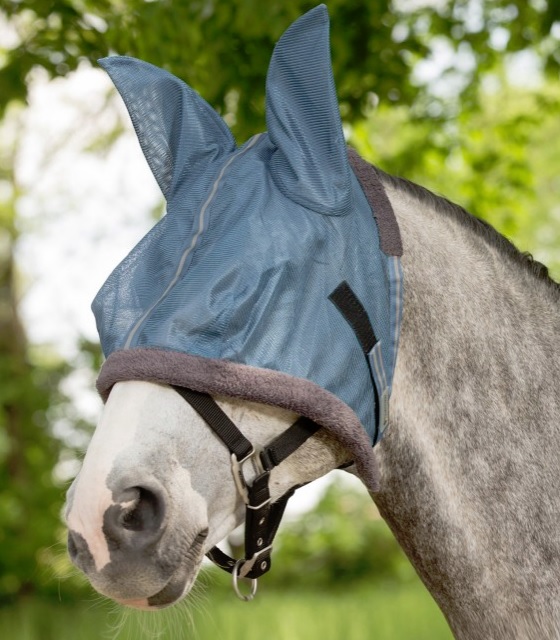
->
(232, 559), (258, 602)
(231, 448), (266, 505)
(231, 450), (253, 504)
(231, 544), (273, 600)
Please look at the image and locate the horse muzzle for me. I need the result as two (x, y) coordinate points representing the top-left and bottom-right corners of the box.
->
(66, 475), (209, 608)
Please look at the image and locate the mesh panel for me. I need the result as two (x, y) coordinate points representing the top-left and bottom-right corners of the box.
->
(93, 6), (403, 443)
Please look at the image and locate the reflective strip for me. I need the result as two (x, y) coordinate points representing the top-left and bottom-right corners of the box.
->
(124, 134), (263, 349)
(368, 341), (387, 392)
(368, 343), (389, 438)
(388, 255), (404, 388)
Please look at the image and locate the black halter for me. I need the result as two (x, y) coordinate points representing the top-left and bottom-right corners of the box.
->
(173, 386), (320, 600)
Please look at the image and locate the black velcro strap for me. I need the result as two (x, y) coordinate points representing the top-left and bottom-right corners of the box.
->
(328, 281), (377, 353)
(261, 417), (320, 469)
(328, 280), (380, 442)
(173, 386), (253, 461)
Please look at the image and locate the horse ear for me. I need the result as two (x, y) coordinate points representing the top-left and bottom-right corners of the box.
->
(98, 56), (236, 202)
(265, 5), (351, 216)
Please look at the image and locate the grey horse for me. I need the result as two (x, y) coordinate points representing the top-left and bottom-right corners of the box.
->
(65, 6), (560, 639)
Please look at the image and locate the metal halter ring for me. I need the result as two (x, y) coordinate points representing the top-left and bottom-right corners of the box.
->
(232, 559), (258, 602)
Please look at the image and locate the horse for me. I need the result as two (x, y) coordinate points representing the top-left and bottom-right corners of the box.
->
(64, 6), (560, 639)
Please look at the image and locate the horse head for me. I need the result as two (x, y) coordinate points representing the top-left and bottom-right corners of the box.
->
(65, 380), (346, 608)
(65, 5), (402, 609)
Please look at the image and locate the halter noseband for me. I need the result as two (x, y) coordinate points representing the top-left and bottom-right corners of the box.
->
(173, 386), (320, 601)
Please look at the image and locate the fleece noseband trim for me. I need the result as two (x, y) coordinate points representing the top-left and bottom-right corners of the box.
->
(96, 348), (380, 492)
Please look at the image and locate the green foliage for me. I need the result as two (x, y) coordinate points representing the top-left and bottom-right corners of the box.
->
(0, 112), (65, 602)
(0, 330), (69, 602)
(0, 0), (419, 140)
(0, 110), (91, 604)
(2, 1), (560, 139)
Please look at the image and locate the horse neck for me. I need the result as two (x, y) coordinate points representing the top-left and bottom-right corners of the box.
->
(376, 178), (560, 639)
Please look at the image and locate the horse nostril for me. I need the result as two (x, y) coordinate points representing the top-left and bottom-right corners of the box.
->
(119, 486), (165, 533)
(103, 484), (167, 549)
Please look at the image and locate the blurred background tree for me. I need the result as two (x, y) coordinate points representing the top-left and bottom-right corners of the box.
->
(0, 0), (559, 608)
(262, 482), (416, 589)
(0, 114), (62, 602)
(2, 0), (560, 138)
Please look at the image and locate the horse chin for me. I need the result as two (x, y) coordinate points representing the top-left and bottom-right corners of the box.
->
(87, 528), (208, 611)
(103, 527), (209, 610)
(116, 561), (201, 610)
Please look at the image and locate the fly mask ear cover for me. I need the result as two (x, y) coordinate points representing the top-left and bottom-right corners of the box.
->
(93, 4), (403, 493)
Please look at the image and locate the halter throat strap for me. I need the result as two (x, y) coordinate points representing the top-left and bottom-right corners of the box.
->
(172, 386), (319, 599)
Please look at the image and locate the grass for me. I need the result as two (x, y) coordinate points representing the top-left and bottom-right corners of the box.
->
(1, 581), (453, 640)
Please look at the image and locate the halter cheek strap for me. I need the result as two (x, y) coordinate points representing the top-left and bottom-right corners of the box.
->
(173, 386), (320, 600)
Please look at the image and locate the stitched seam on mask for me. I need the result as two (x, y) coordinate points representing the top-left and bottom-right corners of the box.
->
(390, 256), (403, 383)
(123, 134), (263, 349)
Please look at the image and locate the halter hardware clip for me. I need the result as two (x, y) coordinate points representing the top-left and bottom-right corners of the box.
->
(232, 559), (258, 602)
(231, 449), (265, 505)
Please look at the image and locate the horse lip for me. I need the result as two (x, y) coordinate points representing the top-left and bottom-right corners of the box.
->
(119, 528), (209, 610)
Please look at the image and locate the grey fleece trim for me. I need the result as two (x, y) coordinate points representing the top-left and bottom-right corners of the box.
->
(347, 148), (403, 257)
(97, 348), (380, 492)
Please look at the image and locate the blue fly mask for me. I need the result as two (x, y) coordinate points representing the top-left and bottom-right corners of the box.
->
(94, 5), (403, 493)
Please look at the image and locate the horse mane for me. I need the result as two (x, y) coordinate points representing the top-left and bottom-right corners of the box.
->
(377, 168), (560, 297)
